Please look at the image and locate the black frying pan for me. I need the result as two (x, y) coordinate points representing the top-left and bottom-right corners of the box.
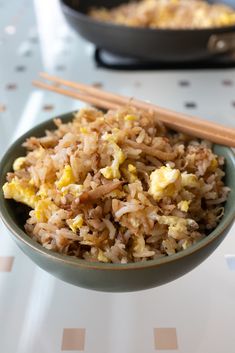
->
(60, 0), (235, 62)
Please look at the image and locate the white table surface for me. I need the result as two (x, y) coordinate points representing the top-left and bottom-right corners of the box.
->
(0, 1), (235, 352)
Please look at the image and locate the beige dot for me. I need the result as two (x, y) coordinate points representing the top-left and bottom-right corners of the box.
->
(154, 327), (178, 350)
(0, 104), (6, 112)
(42, 104), (54, 111)
(92, 82), (103, 88)
(6, 83), (17, 90)
(16, 65), (26, 72)
(61, 328), (85, 351)
(55, 65), (66, 71)
(178, 80), (190, 87)
(134, 81), (142, 87)
(222, 79), (233, 86)
(185, 101), (197, 109)
(0, 257), (14, 272)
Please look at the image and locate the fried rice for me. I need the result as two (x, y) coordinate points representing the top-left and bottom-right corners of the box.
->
(89, 0), (235, 29)
(3, 106), (230, 263)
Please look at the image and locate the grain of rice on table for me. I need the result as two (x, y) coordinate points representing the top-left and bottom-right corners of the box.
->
(2, 107), (230, 263)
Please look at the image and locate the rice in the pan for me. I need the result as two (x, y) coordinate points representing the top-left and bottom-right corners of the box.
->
(3, 107), (230, 263)
(89, 0), (235, 29)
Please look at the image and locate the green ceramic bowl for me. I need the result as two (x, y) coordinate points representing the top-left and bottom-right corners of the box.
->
(0, 112), (235, 292)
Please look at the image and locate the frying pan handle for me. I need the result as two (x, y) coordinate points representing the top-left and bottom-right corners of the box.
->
(208, 32), (235, 54)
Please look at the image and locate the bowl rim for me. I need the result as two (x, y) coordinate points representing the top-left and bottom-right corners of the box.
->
(0, 112), (235, 271)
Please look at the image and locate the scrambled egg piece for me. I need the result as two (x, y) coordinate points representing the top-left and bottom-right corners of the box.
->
(2, 178), (38, 209)
(162, 237), (177, 255)
(98, 249), (109, 263)
(177, 200), (190, 212)
(106, 189), (126, 198)
(3, 176), (59, 220)
(124, 114), (138, 121)
(121, 164), (138, 183)
(218, 13), (235, 26)
(149, 166), (181, 201)
(208, 158), (218, 172)
(133, 234), (145, 253)
(80, 127), (88, 134)
(61, 184), (83, 196)
(100, 133), (126, 179)
(182, 239), (193, 250)
(130, 217), (141, 228)
(34, 199), (58, 222)
(56, 165), (75, 190)
(13, 157), (26, 171)
(37, 183), (53, 198)
(29, 178), (35, 186)
(181, 172), (199, 188)
(132, 234), (155, 257)
(157, 215), (197, 240)
(67, 214), (83, 233)
(128, 164), (137, 182)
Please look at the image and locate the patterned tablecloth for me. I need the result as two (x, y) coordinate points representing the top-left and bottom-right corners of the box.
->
(0, 1), (235, 352)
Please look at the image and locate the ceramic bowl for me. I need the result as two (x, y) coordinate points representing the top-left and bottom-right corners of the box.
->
(0, 112), (235, 292)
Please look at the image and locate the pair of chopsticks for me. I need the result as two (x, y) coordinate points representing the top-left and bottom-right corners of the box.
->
(33, 72), (235, 147)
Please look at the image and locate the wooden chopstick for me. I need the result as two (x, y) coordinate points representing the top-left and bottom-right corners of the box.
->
(33, 73), (235, 147)
(32, 80), (119, 111)
(39, 72), (234, 137)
